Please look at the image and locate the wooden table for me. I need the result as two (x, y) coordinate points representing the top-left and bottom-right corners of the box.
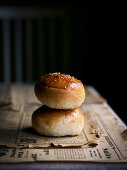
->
(0, 84), (127, 170)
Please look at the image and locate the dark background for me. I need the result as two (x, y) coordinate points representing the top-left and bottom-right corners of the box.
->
(0, 1), (126, 124)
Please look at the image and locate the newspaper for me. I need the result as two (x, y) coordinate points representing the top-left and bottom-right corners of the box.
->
(0, 85), (127, 162)
(0, 102), (98, 148)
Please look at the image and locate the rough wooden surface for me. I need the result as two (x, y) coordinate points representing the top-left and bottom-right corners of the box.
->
(0, 84), (106, 104)
(0, 84), (127, 166)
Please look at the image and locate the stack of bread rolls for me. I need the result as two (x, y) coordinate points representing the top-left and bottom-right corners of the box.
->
(32, 73), (85, 136)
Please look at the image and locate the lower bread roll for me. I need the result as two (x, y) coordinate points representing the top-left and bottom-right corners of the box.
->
(32, 105), (84, 136)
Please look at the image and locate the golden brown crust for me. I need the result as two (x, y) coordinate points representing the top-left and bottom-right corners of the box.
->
(32, 105), (84, 136)
(39, 72), (82, 89)
(35, 73), (85, 109)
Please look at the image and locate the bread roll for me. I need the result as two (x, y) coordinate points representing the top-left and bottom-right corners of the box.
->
(32, 105), (84, 136)
(35, 73), (85, 109)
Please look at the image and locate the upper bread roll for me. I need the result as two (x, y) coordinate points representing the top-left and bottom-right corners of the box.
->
(35, 72), (85, 109)
(32, 105), (84, 136)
